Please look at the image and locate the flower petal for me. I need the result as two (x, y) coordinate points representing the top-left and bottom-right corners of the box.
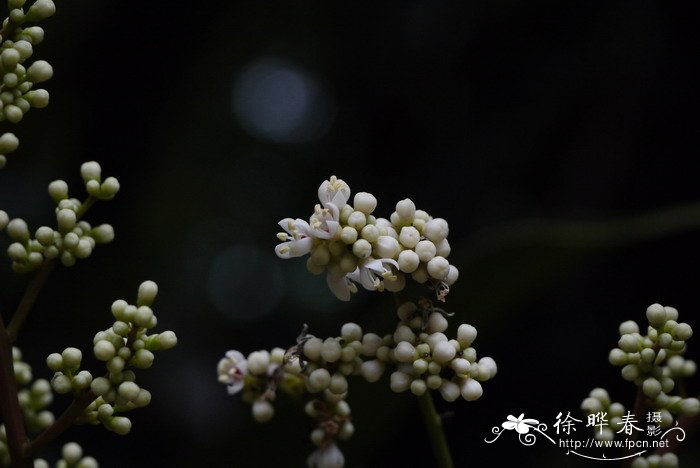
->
(326, 273), (351, 301)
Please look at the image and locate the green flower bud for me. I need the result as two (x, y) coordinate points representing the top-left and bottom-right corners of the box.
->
(26, 0), (55, 21)
(61, 347), (82, 369)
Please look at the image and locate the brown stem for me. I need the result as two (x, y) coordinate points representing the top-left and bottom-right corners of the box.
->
(6, 260), (56, 343)
(24, 390), (96, 458)
(0, 317), (31, 468)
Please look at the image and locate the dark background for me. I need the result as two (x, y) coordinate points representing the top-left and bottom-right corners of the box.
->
(1, 1), (699, 466)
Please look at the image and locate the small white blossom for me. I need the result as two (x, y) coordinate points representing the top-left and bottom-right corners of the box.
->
(217, 350), (248, 395)
(307, 443), (345, 468)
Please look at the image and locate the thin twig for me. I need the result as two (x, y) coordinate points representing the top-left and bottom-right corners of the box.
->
(6, 260), (56, 342)
(0, 317), (31, 468)
(417, 391), (455, 468)
(24, 390), (96, 458)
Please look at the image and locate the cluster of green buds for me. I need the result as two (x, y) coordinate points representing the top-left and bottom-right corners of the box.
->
(581, 304), (698, 467)
(0, 0), (55, 126)
(0, 347), (54, 466)
(609, 304), (698, 417)
(217, 299), (495, 467)
(34, 442), (97, 468)
(0, 161), (119, 272)
(45, 281), (177, 437)
(275, 176), (458, 302)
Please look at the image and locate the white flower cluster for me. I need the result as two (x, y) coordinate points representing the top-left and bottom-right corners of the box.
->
(0, 0), (55, 129)
(368, 301), (497, 401)
(0, 162), (119, 273)
(275, 176), (459, 301)
(46, 281), (177, 436)
(581, 304), (698, 465)
(218, 299), (494, 467)
(0, 347), (54, 466)
(34, 442), (98, 468)
(608, 305), (698, 417)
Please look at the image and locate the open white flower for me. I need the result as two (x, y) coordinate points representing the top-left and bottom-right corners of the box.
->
(275, 218), (314, 259)
(307, 443), (345, 468)
(217, 350), (248, 395)
(317, 176), (350, 209)
(326, 272), (358, 302)
(349, 258), (400, 292)
(308, 203), (340, 240)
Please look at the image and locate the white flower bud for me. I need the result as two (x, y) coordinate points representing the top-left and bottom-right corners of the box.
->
(424, 218), (449, 243)
(340, 226), (357, 244)
(118, 381), (140, 401)
(321, 339), (342, 363)
(390, 371), (411, 392)
(156, 331), (177, 349)
(61, 347), (82, 369)
(352, 238), (372, 258)
(375, 235), (400, 259)
(62, 442), (83, 465)
(0, 210), (8, 230)
(435, 238), (451, 257)
(478, 357), (498, 379)
(361, 333), (383, 356)
(397, 249), (420, 273)
(353, 192), (377, 214)
(427, 256), (450, 280)
(398, 226), (420, 249)
(8, 242), (27, 262)
(57, 209), (77, 232)
(46, 353), (63, 372)
(136, 280), (158, 307)
(27, 60), (53, 83)
(72, 370), (92, 390)
(675, 322), (693, 341)
(679, 398), (700, 416)
(457, 324), (477, 347)
(1, 49), (20, 69)
(310, 428), (325, 446)
(7, 218), (29, 241)
(646, 303), (667, 327)
(451, 358), (471, 375)
(110, 416), (132, 435)
(360, 224), (379, 242)
(4, 104), (23, 122)
(440, 379), (460, 402)
(341, 322), (362, 342)
(395, 199), (416, 220)
(393, 325), (416, 343)
(0, 132), (19, 154)
(461, 378), (483, 401)
(347, 211), (367, 230)
(99, 177), (120, 199)
(433, 341), (456, 365)
(93, 340), (116, 361)
(308, 368), (331, 391)
(395, 341), (416, 363)
(329, 373), (348, 394)
(445, 265), (459, 286)
(132, 349), (154, 368)
(360, 360), (384, 382)
(303, 337), (322, 361)
(415, 240), (436, 262)
(410, 379), (427, 396)
(247, 350), (270, 375)
(426, 312), (448, 333)
(26, 0), (55, 21)
(26, 89), (50, 108)
(51, 374), (71, 394)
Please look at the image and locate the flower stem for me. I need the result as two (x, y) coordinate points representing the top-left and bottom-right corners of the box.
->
(6, 260), (56, 343)
(24, 390), (96, 458)
(0, 317), (31, 468)
(417, 390), (455, 468)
